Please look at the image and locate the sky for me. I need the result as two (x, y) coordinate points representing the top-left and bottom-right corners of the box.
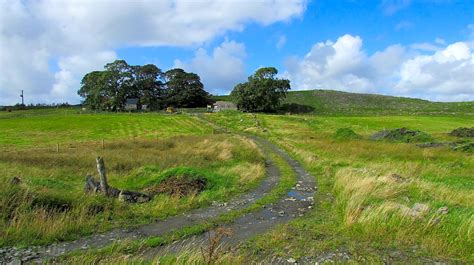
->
(1, 0), (473, 105)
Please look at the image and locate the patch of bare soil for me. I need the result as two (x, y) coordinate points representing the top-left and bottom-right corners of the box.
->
(144, 176), (207, 198)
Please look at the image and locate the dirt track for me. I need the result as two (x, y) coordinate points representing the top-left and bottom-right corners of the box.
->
(0, 136), (316, 263)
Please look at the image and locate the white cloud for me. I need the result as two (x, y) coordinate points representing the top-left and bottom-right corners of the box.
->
(174, 40), (247, 95)
(284, 35), (375, 93)
(0, 0), (307, 105)
(52, 51), (117, 99)
(396, 42), (474, 98)
(381, 0), (412, 15)
(435, 37), (446, 45)
(284, 35), (474, 101)
(410, 42), (441, 52)
(276, 35), (287, 49)
(395, 21), (413, 31)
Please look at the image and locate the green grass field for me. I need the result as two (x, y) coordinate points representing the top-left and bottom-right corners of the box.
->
(1, 106), (473, 263)
(0, 111), (265, 246)
(214, 89), (474, 115)
(205, 111), (474, 262)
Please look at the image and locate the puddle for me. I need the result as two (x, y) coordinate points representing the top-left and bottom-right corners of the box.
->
(287, 190), (306, 201)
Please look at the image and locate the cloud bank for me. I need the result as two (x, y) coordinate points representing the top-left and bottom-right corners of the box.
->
(284, 34), (474, 101)
(174, 40), (247, 95)
(0, 0), (306, 105)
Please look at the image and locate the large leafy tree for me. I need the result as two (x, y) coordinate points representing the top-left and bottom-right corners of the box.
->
(164, 68), (210, 108)
(132, 64), (165, 109)
(78, 71), (113, 110)
(103, 60), (133, 111)
(231, 67), (290, 112)
(78, 62), (210, 110)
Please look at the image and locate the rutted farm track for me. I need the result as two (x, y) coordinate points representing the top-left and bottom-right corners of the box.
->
(0, 136), (317, 263)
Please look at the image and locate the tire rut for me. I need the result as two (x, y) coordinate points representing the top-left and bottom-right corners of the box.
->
(138, 136), (317, 259)
(0, 137), (280, 264)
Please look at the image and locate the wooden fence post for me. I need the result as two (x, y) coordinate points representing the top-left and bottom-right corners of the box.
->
(96, 156), (109, 195)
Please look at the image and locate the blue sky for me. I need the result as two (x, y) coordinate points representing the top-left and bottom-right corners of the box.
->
(1, 0), (473, 104)
(118, 1), (473, 71)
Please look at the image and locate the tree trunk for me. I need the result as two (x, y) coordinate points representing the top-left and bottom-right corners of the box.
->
(96, 156), (109, 196)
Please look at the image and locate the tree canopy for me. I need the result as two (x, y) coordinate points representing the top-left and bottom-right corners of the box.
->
(230, 67), (290, 112)
(78, 60), (210, 110)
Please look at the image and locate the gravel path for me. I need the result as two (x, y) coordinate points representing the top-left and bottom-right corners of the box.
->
(139, 135), (317, 259)
(0, 136), (279, 264)
(0, 136), (317, 264)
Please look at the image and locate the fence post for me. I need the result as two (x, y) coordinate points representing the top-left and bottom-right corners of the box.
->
(96, 156), (109, 195)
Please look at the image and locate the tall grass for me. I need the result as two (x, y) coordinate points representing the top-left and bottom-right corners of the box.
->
(0, 135), (265, 247)
(206, 111), (474, 261)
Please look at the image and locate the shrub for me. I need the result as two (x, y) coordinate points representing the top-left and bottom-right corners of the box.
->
(449, 127), (474, 138)
(371, 127), (433, 143)
(334, 128), (361, 140)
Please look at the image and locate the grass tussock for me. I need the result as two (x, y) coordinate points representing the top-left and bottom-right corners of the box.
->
(334, 167), (474, 259)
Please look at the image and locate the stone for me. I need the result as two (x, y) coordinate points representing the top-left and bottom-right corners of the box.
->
(10, 176), (22, 185)
(437, 206), (449, 215)
(409, 203), (429, 218)
(287, 257), (297, 263)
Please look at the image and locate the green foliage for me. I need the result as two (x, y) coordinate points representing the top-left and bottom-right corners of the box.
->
(451, 141), (474, 153)
(334, 128), (361, 140)
(230, 67), (290, 112)
(449, 127), (474, 138)
(371, 127), (433, 143)
(164, 68), (210, 108)
(78, 60), (210, 111)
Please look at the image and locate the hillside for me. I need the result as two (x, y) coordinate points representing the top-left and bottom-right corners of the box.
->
(213, 89), (474, 115)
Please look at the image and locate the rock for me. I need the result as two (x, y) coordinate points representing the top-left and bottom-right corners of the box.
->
(449, 127), (474, 138)
(416, 142), (446, 148)
(118, 190), (151, 203)
(389, 173), (406, 183)
(287, 257), (297, 263)
(7, 259), (21, 265)
(409, 203), (429, 218)
(437, 206), (449, 215)
(10, 176), (22, 185)
(278, 211), (285, 216)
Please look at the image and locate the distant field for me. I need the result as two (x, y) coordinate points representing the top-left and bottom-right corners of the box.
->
(0, 109), (210, 148)
(213, 89), (474, 115)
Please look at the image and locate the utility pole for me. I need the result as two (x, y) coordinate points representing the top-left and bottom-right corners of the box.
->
(20, 90), (24, 105)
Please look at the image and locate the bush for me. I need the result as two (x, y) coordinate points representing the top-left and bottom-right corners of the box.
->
(334, 128), (361, 140)
(371, 127), (433, 143)
(449, 127), (474, 138)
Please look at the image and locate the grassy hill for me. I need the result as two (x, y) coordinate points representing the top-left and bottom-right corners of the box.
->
(213, 89), (474, 115)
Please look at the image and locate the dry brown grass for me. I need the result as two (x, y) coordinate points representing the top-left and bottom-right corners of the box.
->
(220, 162), (265, 184)
(0, 134), (265, 247)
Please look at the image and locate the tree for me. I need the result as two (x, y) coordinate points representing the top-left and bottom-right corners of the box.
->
(103, 60), (133, 111)
(78, 61), (210, 110)
(231, 67), (290, 112)
(132, 64), (165, 109)
(78, 71), (113, 110)
(164, 68), (210, 108)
